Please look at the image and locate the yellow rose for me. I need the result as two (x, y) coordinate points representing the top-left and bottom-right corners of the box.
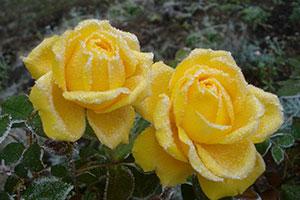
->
(133, 49), (283, 199)
(23, 19), (153, 149)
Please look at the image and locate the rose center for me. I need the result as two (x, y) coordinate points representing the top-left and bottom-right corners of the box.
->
(199, 79), (218, 95)
(94, 39), (112, 52)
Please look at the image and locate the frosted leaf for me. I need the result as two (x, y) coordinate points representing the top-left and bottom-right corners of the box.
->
(22, 176), (73, 200)
(280, 94), (300, 129)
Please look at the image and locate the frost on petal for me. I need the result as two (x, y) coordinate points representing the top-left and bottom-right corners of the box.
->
(87, 106), (135, 149)
(249, 85), (284, 143)
(135, 61), (174, 122)
(132, 127), (194, 186)
(29, 72), (86, 141)
(198, 153), (265, 200)
(23, 35), (59, 79)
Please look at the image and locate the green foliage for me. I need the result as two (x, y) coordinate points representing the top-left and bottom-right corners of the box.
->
(22, 143), (44, 172)
(292, 117), (300, 139)
(241, 6), (270, 28)
(110, 116), (149, 161)
(281, 184), (300, 200)
(108, 0), (143, 22)
(104, 166), (134, 200)
(26, 114), (46, 137)
(289, 2), (300, 23)
(0, 115), (12, 143)
(256, 131), (297, 165)
(131, 166), (160, 198)
(0, 142), (24, 164)
(22, 177), (73, 200)
(0, 56), (10, 90)
(0, 94), (160, 199)
(0, 192), (12, 200)
(255, 139), (272, 156)
(271, 145), (285, 164)
(1, 94), (33, 121)
(4, 176), (20, 194)
(273, 133), (295, 148)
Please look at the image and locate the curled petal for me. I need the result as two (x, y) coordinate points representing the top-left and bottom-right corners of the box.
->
(196, 140), (257, 179)
(63, 88), (130, 112)
(183, 108), (231, 144)
(135, 61), (174, 122)
(177, 127), (223, 182)
(29, 72), (86, 141)
(169, 49), (248, 113)
(117, 30), (140, 51)
(198, 153), (265, 200)
(23, 36), (59, 79)
(132, 127), (194, 186)
(63, 76), (149, 113)
(76, 19), (140, 51)
(249, 85), (284, 143)
(51, 36), (67, 90)
(173, 76), (231, 144)
(153, 94), (187, 162)
(87, 106), (135, 149)
(219, 94), (265, 144)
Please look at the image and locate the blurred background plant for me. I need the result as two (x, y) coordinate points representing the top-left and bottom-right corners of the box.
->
(0, 0), (299, 199)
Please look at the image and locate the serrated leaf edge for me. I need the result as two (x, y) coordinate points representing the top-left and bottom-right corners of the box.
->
(104, 166), (135, 200)
(0, 115), (12, 144)
(271, 145), (285, 164)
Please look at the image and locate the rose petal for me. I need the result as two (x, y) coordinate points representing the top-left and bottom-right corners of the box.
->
(196, 140), (257, 179)
(23, 36), (59, 79)
(198, 153), (265, 200)
(219, 93), (265, 144)
(29, 72), (86, 141)
(177, 127), (223, 182)
(132, 127), (194, 186)
(153, 94), (187, 162)
(135, 61), (174, 122)
(87, 106), (135, 149)
(249, 85), (284, 143)
(63, 88), (130, 112)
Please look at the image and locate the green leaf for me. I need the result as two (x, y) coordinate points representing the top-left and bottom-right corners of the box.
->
(131, 167), (160, 198)
(51, 165), (68, 178)
(0, 192), (12, 200)
(0, 142), (25, 165)
(15, 163), (28, 178)
(82, 191), (98, 200)
(181, 183), (197, 200)
(104, 166), (134, 200)
(0, 115), (12, 143)
(191, 175), (210, 200)
(1, 95), (33, 121)
(170, 48), (191, 67)
(26, 114), (46, 137)
(111, 116), (149, 161)
(22, 143), (44, 172)
(271, 145), (285, 164)
(292, 117), (300, 139)
(273, 133), (295, 148)
(77, 173), (98, 185)
(255, 139), (272, 156)
(4, 176), (20, 194)
(22, 176), (73, 200)
(79, 145), (99, 159)
(82, 122), (97, 140)
(281, 184), (300, 200)
(277, 79), (300, 96)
